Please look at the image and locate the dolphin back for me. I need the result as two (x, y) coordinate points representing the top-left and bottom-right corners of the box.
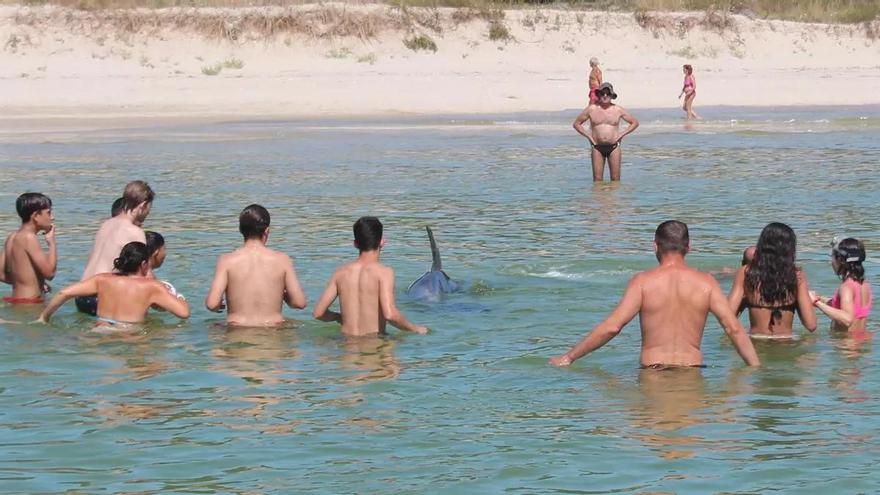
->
(427, 226), (442, 272)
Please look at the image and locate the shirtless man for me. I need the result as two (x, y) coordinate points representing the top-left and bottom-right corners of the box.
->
(573, 82), (640, 182)
(38, 241), (189, 326)
(550, 221), (760, 368)
(587, 57), (603, 104)
(205, 204), (307, 326)
(312, 216), (429, 336)
(77, 181), (154, 315)
(0, 193), (57, 303)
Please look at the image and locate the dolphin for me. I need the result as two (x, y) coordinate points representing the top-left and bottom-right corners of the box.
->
(407, 226), (460, 300)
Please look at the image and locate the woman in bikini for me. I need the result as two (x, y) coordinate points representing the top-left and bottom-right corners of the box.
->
(810, 238), (872, 332)
(679, 64), (699, 120)
(728, 222), (817, 338)
(38, 241), (189, 327)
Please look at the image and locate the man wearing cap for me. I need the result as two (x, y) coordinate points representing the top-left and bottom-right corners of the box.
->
(588, 57), (603, 104)
(573, 82), (640, 181)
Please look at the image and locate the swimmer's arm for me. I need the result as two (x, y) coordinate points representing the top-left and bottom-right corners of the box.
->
(617, 108), (639, 142)
(380, 269), (428, 334)
(813, 284), (855, 328)
(312, 273), (341, 323)
(25, 230), (57, 280)
(794, 271), (817, 332)
(283, 256), (307, 310)
(572, 107), (596, 145)
(152, 283), (190, 319)
(550, 275), (642, 366)
(205, 257), (228, 312)
(0, 245), (7, 284)
(727, 267), (746, 316)
(37, 277), (98, 323)
(710, 279), (760, 366)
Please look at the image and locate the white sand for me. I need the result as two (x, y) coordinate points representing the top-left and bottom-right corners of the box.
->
(1, 4), (878, 130)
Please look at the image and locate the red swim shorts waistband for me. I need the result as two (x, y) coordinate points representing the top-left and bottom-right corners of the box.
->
(2, 296), (44, 304)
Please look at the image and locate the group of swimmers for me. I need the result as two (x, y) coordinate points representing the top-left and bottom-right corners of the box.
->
(1, 183), (872, 369)
(1, 181), (427, 335)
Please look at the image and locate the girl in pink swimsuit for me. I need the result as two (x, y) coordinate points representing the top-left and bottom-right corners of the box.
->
(810, 238), (872, 332)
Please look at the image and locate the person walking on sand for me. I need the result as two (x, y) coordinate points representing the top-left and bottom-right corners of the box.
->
(679, 64), (699, 120)
(550, 220), (760, 368)
(573, 82), (639, 181)
(588, 57), (603, 104)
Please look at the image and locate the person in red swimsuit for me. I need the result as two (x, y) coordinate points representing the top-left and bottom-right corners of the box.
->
(1, 193), (57, 305)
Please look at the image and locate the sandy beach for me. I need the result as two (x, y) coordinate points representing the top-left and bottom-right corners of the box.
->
(1, 3), (879, 131)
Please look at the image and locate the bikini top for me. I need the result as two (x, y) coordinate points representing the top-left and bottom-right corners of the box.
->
(744, 297), (797, 328)
(829, 279), (872, 319)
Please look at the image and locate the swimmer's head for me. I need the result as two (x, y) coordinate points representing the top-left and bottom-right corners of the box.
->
(239, 204), (270, 241)
(832, 237), (866, 283)
(589, 57), (599, 67)
(683, 64), (693, 75)
(121, 180), (154, 223)
(16, 192), (53, 231)
(353, 216), (384, 252)
(113, 241), (150, 275)
(742, 246), (756, 266)
(654, 220), (689, 258)
(111, 197), (124, 217)
(145, 231), (166, 270)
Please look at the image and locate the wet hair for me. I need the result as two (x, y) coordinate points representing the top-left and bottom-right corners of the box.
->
(16, 192), (52, 223)
(111, 197), (124, 217)
(122, 180), (155, 212)
(113, 241), (150, 274)
(654, 220), (689, 255)
(683, 64), (693, 75)
(353, 216), (383, 252)
(239, 204), (270, 240)
(833, 238), (866, 283)
(145, 231), (165, 257)
(745, 223), (798, 325)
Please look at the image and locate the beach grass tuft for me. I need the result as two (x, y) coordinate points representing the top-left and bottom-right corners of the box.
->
(201, 62), (222, 75)
(488, 20), (511, 41)
(403, 33), (437, 52)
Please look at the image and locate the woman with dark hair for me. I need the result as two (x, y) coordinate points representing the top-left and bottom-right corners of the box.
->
(810, 238), (872, 332)
(678, 64), (699, 120)
(728, 223), (817, 338)
(37, 241), (189, 327)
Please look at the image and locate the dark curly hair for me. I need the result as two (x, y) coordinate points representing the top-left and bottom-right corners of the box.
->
(745, 223), (798, 327)
(833, 238), (866, 284)
(113, 242), (150, 274)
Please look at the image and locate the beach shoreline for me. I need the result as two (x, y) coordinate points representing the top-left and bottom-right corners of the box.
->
(1, 4), (879, 132)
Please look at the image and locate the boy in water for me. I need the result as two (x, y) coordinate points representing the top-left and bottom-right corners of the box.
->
(205, 204), (307, 326)
(78, 181), (154, 315)
(0, 193), (57, 304)
(313, 216), (429, 336)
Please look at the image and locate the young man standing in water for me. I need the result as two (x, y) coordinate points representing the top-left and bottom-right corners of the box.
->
(550, 221), (760, 368)
(313, 216), (429, 336)
(0, 193), (57, 304)
(205, 204), (307, 326)
(77, 181), (153, 315)
(573, 82), (639, 181)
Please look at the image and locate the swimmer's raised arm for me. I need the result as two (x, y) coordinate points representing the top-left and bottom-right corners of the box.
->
(151, 282), (190, 319)
(709, 278), (760, 366)
(205, 256), (228, 313)
(727, 266), (746, 316)
(795, 271), (817, 332)
(312, 272), (341, 323)
(283, 256), (307, 310)
(379, 267), (428, 334)
(811, 286), (855, 329)
(25, 225), (57, 280)
(616, 107), (639, 143)
(549, 273), (643, 366)
(37, 276), (99, 323)
(572, 107), (596, 145)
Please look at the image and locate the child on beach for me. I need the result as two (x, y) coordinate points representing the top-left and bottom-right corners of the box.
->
(205, 204), (307, 327)
(810, 238), (872, 332)
(0, 193), (57, 304)
(38, 241), (190, 326)
(312, 216), (429, 336)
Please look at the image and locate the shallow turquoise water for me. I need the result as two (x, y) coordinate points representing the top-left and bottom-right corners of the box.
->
(0, 106), (878, 494)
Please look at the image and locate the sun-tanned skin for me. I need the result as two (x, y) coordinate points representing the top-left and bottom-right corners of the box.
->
(728, 268), (817, 337)
(573, 90), (639, 181)
(313, 240), (428, 337)
(550, 241), (760, 368)
(205, 235), (307, 327)
(1, 207), (56, 299)
(81, 204), (149, 280)
(38, 264), (189, 324)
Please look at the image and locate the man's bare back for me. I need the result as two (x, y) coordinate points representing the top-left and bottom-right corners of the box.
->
(82, 216), (145, 279)
(206, 243), (306, 326)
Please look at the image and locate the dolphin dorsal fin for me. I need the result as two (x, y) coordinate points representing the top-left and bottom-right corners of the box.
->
(426, 226), (442, 271)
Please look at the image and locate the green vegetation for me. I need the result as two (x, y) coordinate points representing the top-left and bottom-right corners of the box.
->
(201, 62), (222, 75)
(403, 34), (437, 52)
(488, 20), (512, 40)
